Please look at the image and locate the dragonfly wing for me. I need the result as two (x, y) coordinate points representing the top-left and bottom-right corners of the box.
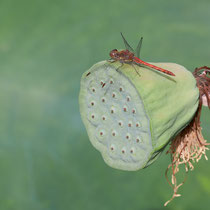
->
(120, 32), (134, 53)
(135, 37), (143, 58)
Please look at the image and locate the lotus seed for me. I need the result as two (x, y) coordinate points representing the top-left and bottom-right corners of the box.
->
(132, 109), (136, 114)
(118, 121), (123, 126)
(136, 122), (140, 127)
(110, 144), (115, 151)
(119, 87), (123, 92)
(123, 106), (127, 112)
(111, 107), (115, 114)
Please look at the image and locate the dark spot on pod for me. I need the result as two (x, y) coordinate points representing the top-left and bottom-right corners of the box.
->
(111, 108), (115, 114)
(136, 123), (140, 127)
(110, 144), (115, 151)
(86, 72), (91, 77)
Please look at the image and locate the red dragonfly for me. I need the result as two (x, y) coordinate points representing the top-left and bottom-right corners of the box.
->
(109, 33), (175, 77)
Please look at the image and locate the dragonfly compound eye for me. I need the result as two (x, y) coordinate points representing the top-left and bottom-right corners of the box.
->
(109, 49), (118, 58)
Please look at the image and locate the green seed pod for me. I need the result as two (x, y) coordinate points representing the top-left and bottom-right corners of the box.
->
(79, 61), (199, 171)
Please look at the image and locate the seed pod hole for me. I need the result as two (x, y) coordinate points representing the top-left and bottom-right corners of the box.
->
(110, 145), (115, 151)
(99, 131), (104, 136)
(128, 121), (132, 127)
(132, 109), (136, 114)
(112, 92), (116, 98)
(127, 96), (131, 102)
(123, 106), (128, 112)
(112, 131), (116, 136)
(102, 116), (106, 121)
(136, 122), (140, 127)
(136, 137), (140, 143)
(118, 121), (123, 127)
(111, 107), (115, 114)
(119, 87), (123, 92)
(101, 97), (106, 103)
(126, 133), (130, 140)
(91, 101), (95, 106)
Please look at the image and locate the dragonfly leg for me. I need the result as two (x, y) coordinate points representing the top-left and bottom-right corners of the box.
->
(107, 59), (124, 73)
(107, 59), (116, 63)
(132, 64), (141, 77)
(116, 62), (124, 72)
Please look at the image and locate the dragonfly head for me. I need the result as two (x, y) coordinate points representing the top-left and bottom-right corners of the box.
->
(109, 49), (119, 59)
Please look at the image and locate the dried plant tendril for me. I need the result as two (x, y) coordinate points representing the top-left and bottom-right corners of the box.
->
(164, 66), (210, 206)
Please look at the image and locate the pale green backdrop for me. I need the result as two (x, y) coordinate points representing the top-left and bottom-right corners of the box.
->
(0, 0), (209, 210)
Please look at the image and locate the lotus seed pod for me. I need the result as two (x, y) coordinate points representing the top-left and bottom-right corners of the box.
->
(79, 61), (199, 171)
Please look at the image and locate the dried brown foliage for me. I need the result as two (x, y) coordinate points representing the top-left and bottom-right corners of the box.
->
(165, 66), (210, 206)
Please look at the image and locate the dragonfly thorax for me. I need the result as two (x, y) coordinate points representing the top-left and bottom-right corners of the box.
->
(109, 49), (134, 63)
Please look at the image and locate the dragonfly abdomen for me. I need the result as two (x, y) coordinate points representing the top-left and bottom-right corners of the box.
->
(134, 57), (175, 76)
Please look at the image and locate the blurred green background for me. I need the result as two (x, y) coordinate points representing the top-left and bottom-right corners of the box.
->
(0, 0), (209, 209)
